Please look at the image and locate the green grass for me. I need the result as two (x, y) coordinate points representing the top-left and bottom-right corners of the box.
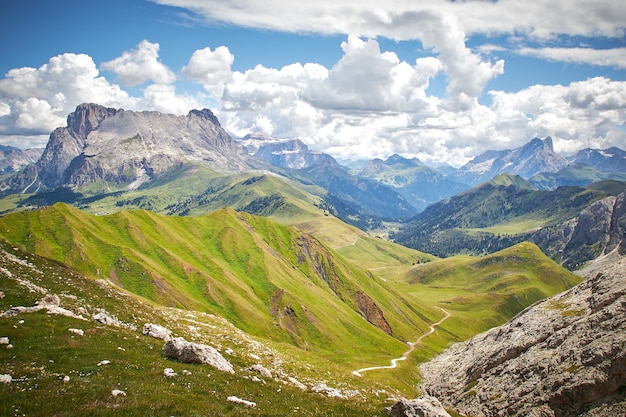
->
(0, 241), (393, 416)
(0, 204), (582, 403)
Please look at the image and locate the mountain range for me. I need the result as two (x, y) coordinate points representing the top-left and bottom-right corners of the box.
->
(0, 102), (625, 416)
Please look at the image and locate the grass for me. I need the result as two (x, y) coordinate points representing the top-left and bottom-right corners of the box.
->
(0, 241), (394, 416)
(0, 204), (583, 405)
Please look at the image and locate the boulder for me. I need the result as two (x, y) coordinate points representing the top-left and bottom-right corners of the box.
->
(142, 323), (172, 341)
(387, 397), (451, 417)
(162, 337), (234, 374)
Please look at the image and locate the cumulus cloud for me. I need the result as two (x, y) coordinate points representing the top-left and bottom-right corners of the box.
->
(181, 46), (234, 95)
(0, 53), (135, 146)
(101, 40), (176, 86)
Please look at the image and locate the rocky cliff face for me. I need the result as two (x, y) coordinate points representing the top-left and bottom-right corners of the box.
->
(419, 255), (626, 417)
(532, 191), (626, 269)
(240, 134), (336, 169)
(5, 103), (260, 193)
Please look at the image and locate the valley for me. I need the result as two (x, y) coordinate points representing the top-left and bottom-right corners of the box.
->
(0, 103), (624, 416)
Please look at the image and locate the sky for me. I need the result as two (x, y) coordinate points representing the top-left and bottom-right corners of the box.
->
(0, 0), (625, 166)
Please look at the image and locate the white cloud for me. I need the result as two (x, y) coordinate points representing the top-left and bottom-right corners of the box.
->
(0, 53), (135, 144)
(100, 40), (176, 86)
(152, 0), (626, 40)
(517, 47), (626, 69)
(181, 46), (234, 95)
(139, 84), (203, 115)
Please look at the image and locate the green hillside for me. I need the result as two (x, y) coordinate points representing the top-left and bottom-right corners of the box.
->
(0, 203), (432, 368)
(392, 174), (613, 257)
(0, 239), (392, 416)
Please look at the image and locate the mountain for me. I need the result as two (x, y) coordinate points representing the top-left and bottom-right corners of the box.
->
(533, 189), (626, 269)
(356, 154), (467, 212)
(530, 163), (626, 190)
(0, 105), (418, 232)
(281, 158), (418, 226)
(3, 103), (264, 195)
(0, 145), (42, 174)
(454, 137), (568, 185)
(239, 133), (336, 169)
(570, 146), (626, 173)
(419, 253), (626, 417)
(391, 174), (621, 263)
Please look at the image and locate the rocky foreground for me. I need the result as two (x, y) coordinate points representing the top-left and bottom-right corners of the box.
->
(417, 253), (626, 417)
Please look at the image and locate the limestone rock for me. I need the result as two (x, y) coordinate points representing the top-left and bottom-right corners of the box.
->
(227, 396), (256, 408)
(142, 323), (172, 341)
(162, 337), (234, 374)
(3, 103), (262, 193)
(387, 396), (451, 417)
(420, 256), (626, 417)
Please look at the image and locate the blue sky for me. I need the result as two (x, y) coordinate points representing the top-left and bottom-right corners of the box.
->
(0, 0), (624, 165)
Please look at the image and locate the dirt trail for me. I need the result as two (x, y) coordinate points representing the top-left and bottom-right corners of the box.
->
(352, 307), (451, 377)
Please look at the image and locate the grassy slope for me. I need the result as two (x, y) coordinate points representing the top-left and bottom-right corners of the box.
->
(0, 203), (432, 368)
(0, 203), (582, 398)
(0, 240), (391, 416)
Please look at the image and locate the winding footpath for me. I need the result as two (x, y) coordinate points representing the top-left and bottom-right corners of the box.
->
(352, 307), (451, 377)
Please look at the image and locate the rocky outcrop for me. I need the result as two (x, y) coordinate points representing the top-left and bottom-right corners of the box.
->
(532, 191), (626, 269)
(162, 337), (234, 374)
(3, 103), (262, 194)
(387, 396), (451, 417)
(355, 291), (392, 335)
(419, 256), (626, 417)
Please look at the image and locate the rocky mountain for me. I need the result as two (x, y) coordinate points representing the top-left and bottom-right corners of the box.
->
(239, 133), (336, 169)
(3, 103), (263, 194)
(0, 145), (42, 173)
(533, 189), (626, 269)
(356, 154), (467, 212)
(570, 147), (626, 173)
(454, 137), (568, 186)
(419, 253), (626, 417)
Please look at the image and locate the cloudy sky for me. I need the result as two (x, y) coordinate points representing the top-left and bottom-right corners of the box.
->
(0, 0), (624, 165)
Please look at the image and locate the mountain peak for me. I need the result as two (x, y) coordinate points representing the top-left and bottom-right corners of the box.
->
(187, 108), (221, 126)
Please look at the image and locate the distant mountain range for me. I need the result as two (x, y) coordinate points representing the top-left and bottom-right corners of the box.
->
(1, 103), (625, 268)
(392, 174), (626, 268)
(0, 144), (42, 174)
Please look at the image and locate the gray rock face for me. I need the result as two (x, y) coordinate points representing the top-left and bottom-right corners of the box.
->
(5, 103), (262, 193)
(532, 191), (626, 269)
(240, 134), (336, 169)
(420, 256), (626, 417)
(387, 396), (451, 417)
(162, 337), (234, 374)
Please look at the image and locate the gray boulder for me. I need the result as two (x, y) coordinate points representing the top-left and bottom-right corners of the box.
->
(162, 337), (234, 374)
(387, 396), (451, 417)
(142, 323), (172, 341)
